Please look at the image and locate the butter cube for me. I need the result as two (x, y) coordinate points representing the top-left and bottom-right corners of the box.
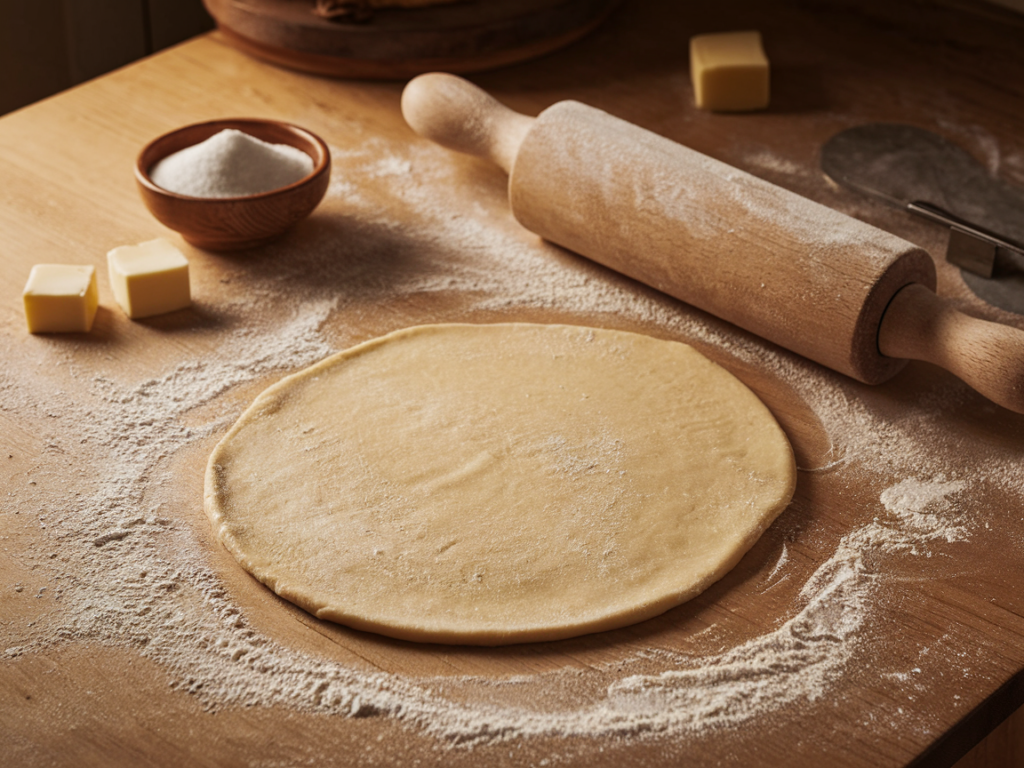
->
(107, 239), (191, 319)
(23, 264), (99, 333)
(690, 31), (770, 112)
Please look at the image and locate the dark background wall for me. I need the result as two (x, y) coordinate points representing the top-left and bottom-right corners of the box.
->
(0, 0), (214, 117)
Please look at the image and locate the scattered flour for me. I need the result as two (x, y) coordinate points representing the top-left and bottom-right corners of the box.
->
(3, 127), (1018, 755)
(766, 542), (790, 582)
(879, 478), (969, 548)
(741, 148), (808, 178)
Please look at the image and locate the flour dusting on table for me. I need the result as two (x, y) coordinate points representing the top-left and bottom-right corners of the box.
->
(3, 130), (1016, 752)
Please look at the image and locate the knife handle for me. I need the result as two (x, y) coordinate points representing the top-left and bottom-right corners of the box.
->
(879, 283), (1024, 413)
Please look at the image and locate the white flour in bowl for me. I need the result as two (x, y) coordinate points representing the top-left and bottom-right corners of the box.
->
(150, 128), (313, 198)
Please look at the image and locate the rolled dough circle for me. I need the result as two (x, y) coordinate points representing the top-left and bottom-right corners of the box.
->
(205, 324), (795, 645)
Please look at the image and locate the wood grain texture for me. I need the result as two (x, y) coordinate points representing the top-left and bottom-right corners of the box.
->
(1, 1), (1024, 766)
(953, 705), (1024, 768)
(508, 98), (935, 385)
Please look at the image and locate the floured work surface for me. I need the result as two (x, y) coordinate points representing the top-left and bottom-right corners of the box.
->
(205, 323), (795, 645)
(2, 2), (1024, 766)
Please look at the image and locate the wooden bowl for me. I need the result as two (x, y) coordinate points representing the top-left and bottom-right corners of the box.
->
(136, 118), (331, 251)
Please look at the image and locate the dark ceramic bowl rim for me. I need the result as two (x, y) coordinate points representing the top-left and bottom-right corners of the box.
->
(135, 118), (331, 202)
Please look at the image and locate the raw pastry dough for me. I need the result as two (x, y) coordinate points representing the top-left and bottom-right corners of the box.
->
(205, 324), (795, 645)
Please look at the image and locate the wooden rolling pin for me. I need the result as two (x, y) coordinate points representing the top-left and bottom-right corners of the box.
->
(401, 73), (1024, 414)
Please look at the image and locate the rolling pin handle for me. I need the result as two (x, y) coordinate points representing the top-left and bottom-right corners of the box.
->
(402, 73), (534, 174)
(879, 283), (1024, 414)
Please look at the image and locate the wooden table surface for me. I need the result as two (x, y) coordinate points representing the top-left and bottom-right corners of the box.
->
(3, 1), (1024, 766)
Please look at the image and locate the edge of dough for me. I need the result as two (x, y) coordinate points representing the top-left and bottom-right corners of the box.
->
(204, 323), (797, 646)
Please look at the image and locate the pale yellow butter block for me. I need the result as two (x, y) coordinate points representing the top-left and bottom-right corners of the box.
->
(690, 31), (770, 112)
(23, 264), (99, 333)
(107, 238), (191, 319)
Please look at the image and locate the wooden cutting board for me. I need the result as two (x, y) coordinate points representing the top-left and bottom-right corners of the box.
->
(202, 0), (621, 78)
(2, 1), (1024, 766)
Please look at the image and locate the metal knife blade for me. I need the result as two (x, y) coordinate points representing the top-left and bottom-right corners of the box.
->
(820, 123), (1024, 280)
